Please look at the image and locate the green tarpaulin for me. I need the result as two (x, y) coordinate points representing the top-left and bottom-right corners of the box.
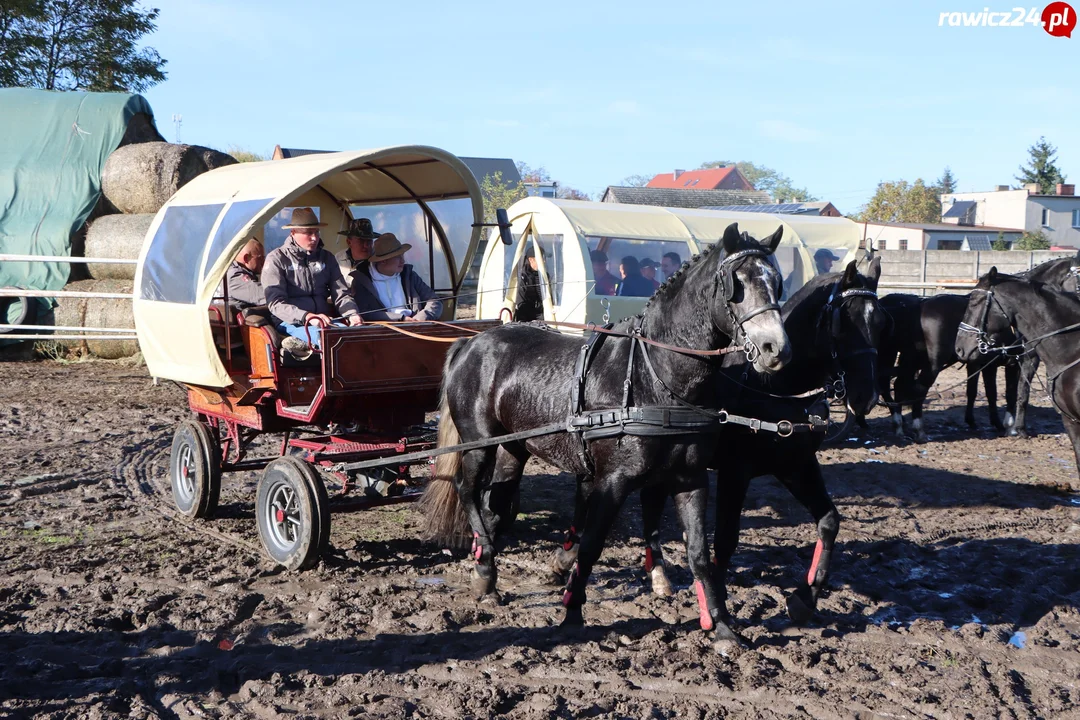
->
(0, 89), (158, 294)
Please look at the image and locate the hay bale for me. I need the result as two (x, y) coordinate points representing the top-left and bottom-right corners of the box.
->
(101, 142), (208, 214)
(196, 146), (238, 170)
(53, 279), (137, 359)
(84, 214), (155, 280)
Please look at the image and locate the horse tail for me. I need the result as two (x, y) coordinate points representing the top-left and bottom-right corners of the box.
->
(420, 338), (471, 547)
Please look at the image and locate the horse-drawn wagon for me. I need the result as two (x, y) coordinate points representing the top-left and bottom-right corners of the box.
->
(476, 197), (864, 327)
(132, 145), (505, 569)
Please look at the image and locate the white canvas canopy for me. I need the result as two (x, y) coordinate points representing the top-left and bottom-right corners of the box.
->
(477, 198), (863, 328)
(134, 146), (484, 388)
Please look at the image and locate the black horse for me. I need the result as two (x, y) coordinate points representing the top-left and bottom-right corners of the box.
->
(421, 223), (790, 644)
(858, 292), (1014, 443)
(956, 267), (1080, 490)
(554, 259), (886, 624)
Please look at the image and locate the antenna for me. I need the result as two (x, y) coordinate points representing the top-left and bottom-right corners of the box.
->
(171, 114), (182, 143)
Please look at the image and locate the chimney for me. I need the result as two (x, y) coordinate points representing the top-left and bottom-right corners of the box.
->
(995, 185), (1010, 192)
(673, 169), (685, 180)
(1057, 183), (1075, 196)
(1024, 183), (1041, 194)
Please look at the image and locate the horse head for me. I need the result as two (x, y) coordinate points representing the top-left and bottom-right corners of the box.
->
(821, 257), (886, 417)
(713, 223), (791, 373)
(956, 266), (1019, 362)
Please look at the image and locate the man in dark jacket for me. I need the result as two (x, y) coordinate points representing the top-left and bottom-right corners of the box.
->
(225, 237), (266, 308)
(262, 207), (361, 355)
(616, 256), (655, 297)
(514, 246), (544, 322)
(351, 233), (443, 322)
(591, 249), (618, 296)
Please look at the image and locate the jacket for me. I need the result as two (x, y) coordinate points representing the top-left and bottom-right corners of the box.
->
(225, 261), (265, 308)
(262, 237), (359, 326)
(616, 272), (656, 298)
(514, 266), (544, 322)
(335, 247), (363, 287)
(351, 262), (443, 321)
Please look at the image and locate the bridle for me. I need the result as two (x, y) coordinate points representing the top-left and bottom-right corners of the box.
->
(820, 282), (880, 401)
(715, 248), (783, 364)
(957, 287), (1016, 355)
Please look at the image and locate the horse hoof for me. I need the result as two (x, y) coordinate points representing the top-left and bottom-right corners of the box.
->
(546, 569), (567, 586)
(649, 566), (674, 597)
(712, 637), (746, 659)
(478, 591), (503, 606)
(561, 606), (585, 627)
(915, 433), (929, 444)
(470, 567), (497, 599)
(785, 589), (815, 625)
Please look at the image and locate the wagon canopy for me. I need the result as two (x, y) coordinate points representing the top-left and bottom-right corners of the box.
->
(133, 146), (483, 388)
(477, 198), (862, 327)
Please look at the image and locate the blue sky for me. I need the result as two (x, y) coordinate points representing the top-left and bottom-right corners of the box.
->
(141, 0), (1079, 214)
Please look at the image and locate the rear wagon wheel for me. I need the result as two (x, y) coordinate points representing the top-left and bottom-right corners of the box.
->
(256, 457), (330, 570)
(170, 420), (221, 519)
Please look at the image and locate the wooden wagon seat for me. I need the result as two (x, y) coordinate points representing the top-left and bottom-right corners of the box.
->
(239, 305), (321, 371)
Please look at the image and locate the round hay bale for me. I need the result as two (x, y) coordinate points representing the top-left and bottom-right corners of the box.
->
(101, 142), (207, 214)
(53, 279), (137, 359)
(195, 146), (238, 170)
(84, 214), (155, 280)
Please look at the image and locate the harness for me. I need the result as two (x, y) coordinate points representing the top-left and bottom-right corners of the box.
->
(821, 283), (881, 402)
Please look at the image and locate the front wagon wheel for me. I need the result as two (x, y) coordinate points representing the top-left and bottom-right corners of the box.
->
(170, 420), (221, 519)
(255, 457), (330, 570)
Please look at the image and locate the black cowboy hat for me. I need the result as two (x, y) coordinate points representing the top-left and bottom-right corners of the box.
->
(338, 217), (379, 239)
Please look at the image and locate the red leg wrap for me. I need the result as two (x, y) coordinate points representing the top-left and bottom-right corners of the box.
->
(695, 580), (714, 631)
(644, 547), (654, 573)
(807, 539), (824, 586)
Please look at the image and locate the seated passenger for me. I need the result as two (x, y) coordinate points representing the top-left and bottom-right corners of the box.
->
(351, 233), (443, 322)
(660, 251), (682, 282)
(639, 258), (661, 291)
(225, 237), (266, 308)
(335, 217), (377, 283)
(262, 207), (361, 358)
(616, 256), (656, 297)
(590, 249), (618, 296)
(514, 246), (544, 322)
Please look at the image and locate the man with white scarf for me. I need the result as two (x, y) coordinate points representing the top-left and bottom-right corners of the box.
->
(350, 233), (443, 322)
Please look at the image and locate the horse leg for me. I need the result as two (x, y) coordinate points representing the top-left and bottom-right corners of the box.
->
(641, 483), (674, 597)
(549, 473), (589, 585)
(778, 457), (840, 625)
(456, 447), (500, 600)
(983, 361), (1004, 431)
(1014, 353), (1039, 438)
(1062, 415), (1080, 492)
(712, 471), (751, 619)
(1004, 359), (1020, 436)
(909, 364), (934, 443)
(674, 484), (744, 649)
(488, 443), (528, 536)
(561, 476), (631, 627)
(964, 362), (979, 428)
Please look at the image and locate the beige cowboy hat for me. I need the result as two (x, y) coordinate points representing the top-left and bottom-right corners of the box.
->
(282, 207), (327, 229)
(370, 233), (412, 262)
(338, 217), (379, 239)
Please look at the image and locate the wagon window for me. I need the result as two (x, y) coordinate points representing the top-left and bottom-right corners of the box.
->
(140, 203), (226, 303)
(584, 236), (690, 286)
(535, 234), (564, 306)
(427, 197), (475, 290)
(202, 198), (273, 280)
(350, 203), (454, 294)
(264, 206), (320, 254)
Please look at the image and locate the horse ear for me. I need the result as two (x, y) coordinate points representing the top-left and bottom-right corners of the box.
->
(867, 255), (882, 288)
(841, 259), (858, 288)
(987, 266), (998, 282)
(722, 223), (740, 254)
(765, 225), (783, 252)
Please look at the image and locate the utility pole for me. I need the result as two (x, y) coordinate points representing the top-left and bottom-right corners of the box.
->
(171, 114), (182, 143)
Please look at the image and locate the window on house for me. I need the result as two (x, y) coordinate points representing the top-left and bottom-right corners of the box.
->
(878, 239), (887, 250)
(937, 240), (962, 251)
(1073, 209), (1080, 228)
(898, 238), (908, 251)
(858, 237), (866, 249)
(1042, 208), (1050, 227)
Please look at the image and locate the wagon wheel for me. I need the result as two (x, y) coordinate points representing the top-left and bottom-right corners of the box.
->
(255, 457), (330, 570)
(169, 420), (221, 519)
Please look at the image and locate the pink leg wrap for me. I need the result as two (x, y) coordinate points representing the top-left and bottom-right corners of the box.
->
(644, 547), (654, 573)
(807, 539), (824, 586)
(473, 531), (482, 561)
(562, 563), (579, 607)
(695, 580), (714, 631)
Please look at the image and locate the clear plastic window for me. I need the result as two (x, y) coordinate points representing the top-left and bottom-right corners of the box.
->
(202, 198), (272, 279)
(264, 206), (320, 254)
(350, 202), (455, 293)
(140, 204), (225, 303)
(584, 236), (689, 295)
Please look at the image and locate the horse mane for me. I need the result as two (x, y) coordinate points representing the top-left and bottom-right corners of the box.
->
(641, 241), (721, 314)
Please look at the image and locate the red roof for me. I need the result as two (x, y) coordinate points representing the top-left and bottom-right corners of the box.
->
(647, 167), (739, 190)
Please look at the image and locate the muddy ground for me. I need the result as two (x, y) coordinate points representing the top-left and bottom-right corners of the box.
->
(1, 360), (1079, 719)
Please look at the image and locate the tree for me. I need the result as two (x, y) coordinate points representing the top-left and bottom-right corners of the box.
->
(698, 160), (817, 201)
(992, 232), (1010, 251)
(1015, 136), (1066, 195)
(515, 162), (550, 184)
(620, 174), (651, 187)
(937, 166), (957, 195)
(557, 186), (590, 201)
(1, 0), (166, 92)
(857, 179), (942, 224)
(227, 146), (267, 163)
(479, 171), (526, 224)
(1014, 230), (1050, 251)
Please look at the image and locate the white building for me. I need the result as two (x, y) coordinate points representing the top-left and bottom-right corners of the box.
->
(942, 183), (1080, 248)
(524, 181), (558, 198)
(860, 221), (1022, 251)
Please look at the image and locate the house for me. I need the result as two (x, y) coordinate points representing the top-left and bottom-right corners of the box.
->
(860, 221), (1023, 251)
(701, 201), (842, 217)
(271, 146), (521, 187)
(524, 180), (558, 198)
(600, 186), (771, 208)
(941, 183), (1080, 247)
(646, 166), (755, 191)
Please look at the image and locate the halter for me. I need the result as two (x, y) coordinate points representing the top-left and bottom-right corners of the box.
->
(957, 288), (1012, 355)
(820, 283), (880, 401)
(715, 248), (782, 363)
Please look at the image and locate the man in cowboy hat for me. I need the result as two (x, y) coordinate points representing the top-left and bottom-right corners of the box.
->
(335, 217), (378, 283)
(351, 233), (442, 322)
(262, 207), (361, 356)
(225, 236), (266, 308)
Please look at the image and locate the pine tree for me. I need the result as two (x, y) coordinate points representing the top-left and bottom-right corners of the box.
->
(937, 166), (957, 195)
(1015, 137), (1066, 194)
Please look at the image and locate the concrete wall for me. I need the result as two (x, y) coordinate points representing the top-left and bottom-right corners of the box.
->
(875, 249), (1074, 296)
